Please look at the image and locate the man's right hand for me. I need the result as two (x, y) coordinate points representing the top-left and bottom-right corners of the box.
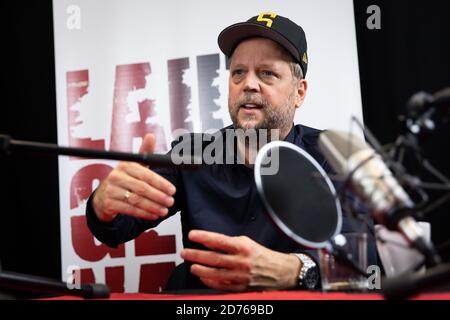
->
(92, 133), (176, 223)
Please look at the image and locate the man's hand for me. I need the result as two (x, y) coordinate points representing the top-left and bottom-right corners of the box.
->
(92, 133), (176, 222)
(181, 230), (302, 292)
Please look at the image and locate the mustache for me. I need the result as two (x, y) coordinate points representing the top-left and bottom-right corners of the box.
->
(232, 94), (271, 109)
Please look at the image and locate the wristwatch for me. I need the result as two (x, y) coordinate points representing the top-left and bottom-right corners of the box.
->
(292, 253), (319, 289)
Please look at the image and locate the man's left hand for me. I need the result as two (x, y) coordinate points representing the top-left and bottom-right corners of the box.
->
(180, 230), (301, 292)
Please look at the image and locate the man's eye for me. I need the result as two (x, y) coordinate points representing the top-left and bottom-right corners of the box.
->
(232, 69), (244, 76)
(261, 70), (275, 77)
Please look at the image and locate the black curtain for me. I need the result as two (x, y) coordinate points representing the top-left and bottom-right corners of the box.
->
(354, 0), (450, 261)
(0, 0), (449, 283)
(0, 0), (60, 280)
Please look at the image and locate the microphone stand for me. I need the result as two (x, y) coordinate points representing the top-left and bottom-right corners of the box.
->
(322, 115), (447, 297)
(0, 270), (110, 299)
(0, 134), (200, 168)
(381, 99), (450, 299)
(347, 116), (445, 266)
(0, 134), (200, 299)
(371, 92), (450, 299)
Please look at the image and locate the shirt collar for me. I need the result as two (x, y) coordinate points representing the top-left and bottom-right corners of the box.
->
(283, 124), (296, 144)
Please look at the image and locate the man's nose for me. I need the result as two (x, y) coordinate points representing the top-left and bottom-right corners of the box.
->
(243, 72), (260, 93)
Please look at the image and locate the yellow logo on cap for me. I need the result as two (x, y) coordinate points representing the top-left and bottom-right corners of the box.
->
(257, 12), (278, 28)
(302, 52), (308, 64)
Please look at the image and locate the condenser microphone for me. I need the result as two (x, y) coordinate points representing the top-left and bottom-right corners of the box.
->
(407, 87), (450, 115)
(318, 130), (441, 265)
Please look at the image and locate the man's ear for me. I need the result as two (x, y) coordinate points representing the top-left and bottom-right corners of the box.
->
(294, 79), (308, 109)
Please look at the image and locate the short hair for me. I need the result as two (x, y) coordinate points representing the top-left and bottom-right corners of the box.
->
(289, 61), (304, 81)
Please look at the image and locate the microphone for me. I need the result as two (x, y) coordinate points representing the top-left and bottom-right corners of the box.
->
(318, 130), (441, 265)
(0, 270), (110, 299)
(407, 87), (450, 114)
(406, 87), (450, 134)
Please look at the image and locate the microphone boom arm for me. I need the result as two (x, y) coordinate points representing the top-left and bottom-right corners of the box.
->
(0, 134), (200, 168)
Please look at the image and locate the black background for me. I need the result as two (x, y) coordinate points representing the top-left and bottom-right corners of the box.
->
(0, 0), (449, 286)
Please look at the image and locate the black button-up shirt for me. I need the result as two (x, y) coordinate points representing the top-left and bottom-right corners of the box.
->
(86, 124), (376, 289)
(87, 124), (335, 250)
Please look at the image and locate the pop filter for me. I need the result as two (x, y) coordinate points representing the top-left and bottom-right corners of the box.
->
(254, 141), (342, 249)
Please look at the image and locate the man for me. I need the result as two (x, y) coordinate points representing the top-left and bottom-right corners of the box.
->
(86, 13), (369, 291)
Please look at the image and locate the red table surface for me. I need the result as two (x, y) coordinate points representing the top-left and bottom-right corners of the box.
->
(41, 290), (450, 300)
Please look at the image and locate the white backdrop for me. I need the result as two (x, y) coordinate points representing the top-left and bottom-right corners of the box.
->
(53, 0), (363, 292)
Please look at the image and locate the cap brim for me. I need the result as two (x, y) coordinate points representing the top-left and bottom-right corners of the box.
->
(218, 22), (300, 63)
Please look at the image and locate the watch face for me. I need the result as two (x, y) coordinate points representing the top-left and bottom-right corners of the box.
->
(304, 267), (319, 289)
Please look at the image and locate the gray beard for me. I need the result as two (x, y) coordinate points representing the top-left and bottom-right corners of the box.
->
(229, 92), (296, 141)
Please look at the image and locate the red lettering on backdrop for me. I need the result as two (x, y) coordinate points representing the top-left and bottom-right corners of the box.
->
(70, 164), (113, 209)
(66, 70), (105, 151)
(108, 62), (177, 291)
(70, 164), (125, 262)
(135, 230), (176, 256)
(71, 215), (125, 261)
(139, 262), (176, 293)
(80, 264), (174, 293)
(105, 266), (125, 293)
(79, 268), (96, 285)
(65, 64), (180, 293)
(78, 267), (124, 292)
(167, 58), (193, 133)
(110, 63), (167, 153)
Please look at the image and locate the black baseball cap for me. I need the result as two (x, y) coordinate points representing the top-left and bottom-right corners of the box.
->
(218, 13), (308, 77)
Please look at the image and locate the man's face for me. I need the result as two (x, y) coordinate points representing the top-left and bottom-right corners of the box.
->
(228, 37), (307, 138)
